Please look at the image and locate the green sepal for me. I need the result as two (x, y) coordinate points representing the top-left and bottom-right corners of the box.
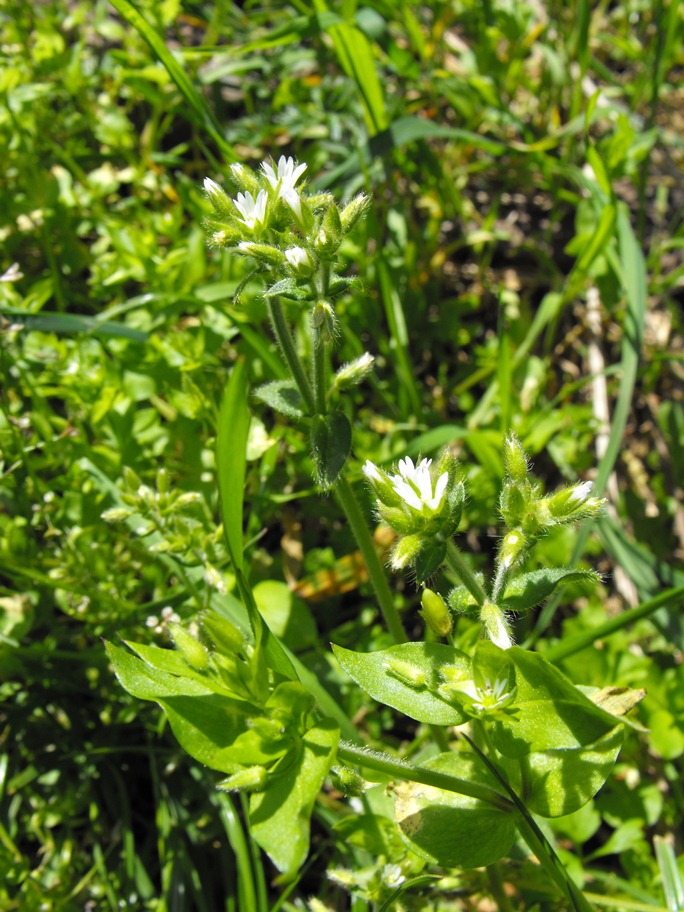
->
(254, 379), (306, 418)
(310, 411), (351, 489)
(332, 642), (471, 726)
(414, 541), (447, 583)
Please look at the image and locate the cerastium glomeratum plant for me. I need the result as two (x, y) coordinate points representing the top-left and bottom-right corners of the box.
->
(106, 157), (644, 908)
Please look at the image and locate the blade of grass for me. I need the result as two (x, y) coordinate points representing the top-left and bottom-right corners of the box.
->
(655, 836), (684, 912)
(375, 252), (421, 418)
(109, 0), (234, 160)
(216, 793), (263, 912)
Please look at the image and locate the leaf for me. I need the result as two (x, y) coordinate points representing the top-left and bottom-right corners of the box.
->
(0, 307), (148, 341)
(310, 412), (351, 489)
(249, 718), (339, 876)
(253, 581), (317, 652)
(216, 360), (250, 573)
(393, 752), (516, 868)
(253, 380), (305, 419)
(522, 725), (624, 817)
(501, 568), (601, 613)
(332, 642), (471, 726)
(106, 641), (261, 773)
(263, 277), (308, 300)
(489, 648), (622, 758)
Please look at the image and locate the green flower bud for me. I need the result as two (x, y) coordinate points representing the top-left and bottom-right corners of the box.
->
(498, 529), (526, 569)
(237, 242), (285, 266)
(201, 611), (245, 655)
(101, 507), (134, 523)
(228, 163), (262, 196)
(340, 194), (371, 234)
(203, 177), (233, 217)
(545, 481), (605, 521)
(504, 434), (529, 483)
(218, 765), (268, 792)
(168, 623), (210, 671)
(420, 588), (453, 637)
(480, 601), (513, 650)
(330, 765), (368, 797)
(311, 300), (337, 345)
(390, 533), (424, 571)
(284, 245), (315, 278)
(333, 352), (375, 390)
(383, 656), (428, 688)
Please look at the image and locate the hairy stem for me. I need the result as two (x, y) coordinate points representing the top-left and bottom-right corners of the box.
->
(267, 297), (315, 414)
(334, 473), (407, 644)
(445, 540), (488, 606)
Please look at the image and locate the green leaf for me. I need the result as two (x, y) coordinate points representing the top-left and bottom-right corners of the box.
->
(217, 360), (250, 573)
(522, 725), (624, 817)
(501, 568), (601, 613)
(249, 718), (339, 876)
(0, 307), (148, 341)
(106, 641), (261, 773)
(263, 277), (308, 300)
(489, 648), (621, 758)
(368, 115), (506, 157)
(393, 752), (516, 868)
(332, 643), (471, 726)
(253, 581), (317, 652)
(310, 412), (351, 489)
(253, 380), (305, 419)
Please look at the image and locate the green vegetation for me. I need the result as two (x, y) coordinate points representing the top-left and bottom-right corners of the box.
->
(1, 1), (683, 909)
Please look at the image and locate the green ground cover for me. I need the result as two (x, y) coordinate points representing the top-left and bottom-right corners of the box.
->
(1, 0), (684, 909)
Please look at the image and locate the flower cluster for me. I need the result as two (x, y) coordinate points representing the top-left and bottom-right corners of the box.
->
(363, 452), (464, 579)
(202, 156), (371, 324)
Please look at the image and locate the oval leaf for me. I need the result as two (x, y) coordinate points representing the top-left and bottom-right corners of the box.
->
(332, 642), (471, 725)
(501, 568), (601, 613)
(393, 752), (516, 868)
(311, 411), (351, 489)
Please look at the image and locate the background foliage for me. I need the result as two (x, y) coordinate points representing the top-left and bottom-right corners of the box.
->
(1, 0), (683, 908)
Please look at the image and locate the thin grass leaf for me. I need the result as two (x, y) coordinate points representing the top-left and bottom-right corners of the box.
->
(1, 307), (148, 341)
(108, 0), (234, 160)
(216, 360), (250, 574)
(216, 793), (262, 912)
(655, 837), (684, 912)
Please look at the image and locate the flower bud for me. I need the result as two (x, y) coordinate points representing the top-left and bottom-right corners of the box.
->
(546, 481), (605, 521)
(201, 611), (245, 655)
(420, 588), (453, 637)
(284, 246), (315, 277)
(390, 533), (423, 570)
(340, 194), (371, 234)
(498, 529), (526, 569)
(480, 601), (513, 650)
(333, 352), (375, 390)
(218, 766), (268, 792)
(101, 507), (134, 523)
(229, 163), (262, 196)
(237, 241), (286, 266)
(168, 623), (210, 671)
(504, 435), (529, 483)
(383, 656), (428, 688)
(203, 177), (233, 216)
(311, 300), (337, 345)
(330, 765), (368, 797)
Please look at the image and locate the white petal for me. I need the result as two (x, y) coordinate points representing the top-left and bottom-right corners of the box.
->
(569, 480), (593, 504)
(362, 460), (382, 483)
(392, 478), (423, 512)
(429, 472), (449, 509)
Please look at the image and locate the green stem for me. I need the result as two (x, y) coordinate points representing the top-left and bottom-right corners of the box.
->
(487, 864), (515, 912)
(337, 742), (513, 812)
(267, 298), (315, 414)
(334, 473), (407, 644)
(445, 541), (488, 606)
(312, 337), (328, 414)
(491, 561), (508, 603)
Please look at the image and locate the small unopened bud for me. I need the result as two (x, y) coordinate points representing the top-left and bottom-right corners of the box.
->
(203, 177), (233, 216)
(101, 507), (134, 523)
(238, 241), (286, 266)
(333, 353), (375, 390)
(201, 611), (245, 655)
(504, 435), (529, 483)
(228, 163), (261, 196)
(156, 468), (170, 496)
(481, 601), (513, 650)
(330, 765), (367, 797)
(284, 246), (315, 277)
(168, 623), (210, 671)
(384, 657), (428, 688)
(420, 588), (453, 637)
(340, 194), (371, 234)
(311, 300), (337, 345)
(390, 533), (423, 570)
(499, 529), (526, 569)
(218, 766), (268, 792)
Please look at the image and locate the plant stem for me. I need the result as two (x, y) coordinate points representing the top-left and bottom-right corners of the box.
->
(334, 473), (407, 644)
(337, 741), (513, 812)
(445, 540), (488, 606)
(491, 561), (508, 603)
(312, 337), (328, 414)
(267, 297), (316, 414)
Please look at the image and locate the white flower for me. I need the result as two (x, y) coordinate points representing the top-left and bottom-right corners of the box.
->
(203, 177), (223, 197)
(261, 155), (307, 195)
(389, 457), (448, 513)
(285, 246), (311, 271)
(281, 186), (304, 225)
(569, 480), (593, 504)
(233, 190), (268, 229)
(362, 460), (383, 483)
